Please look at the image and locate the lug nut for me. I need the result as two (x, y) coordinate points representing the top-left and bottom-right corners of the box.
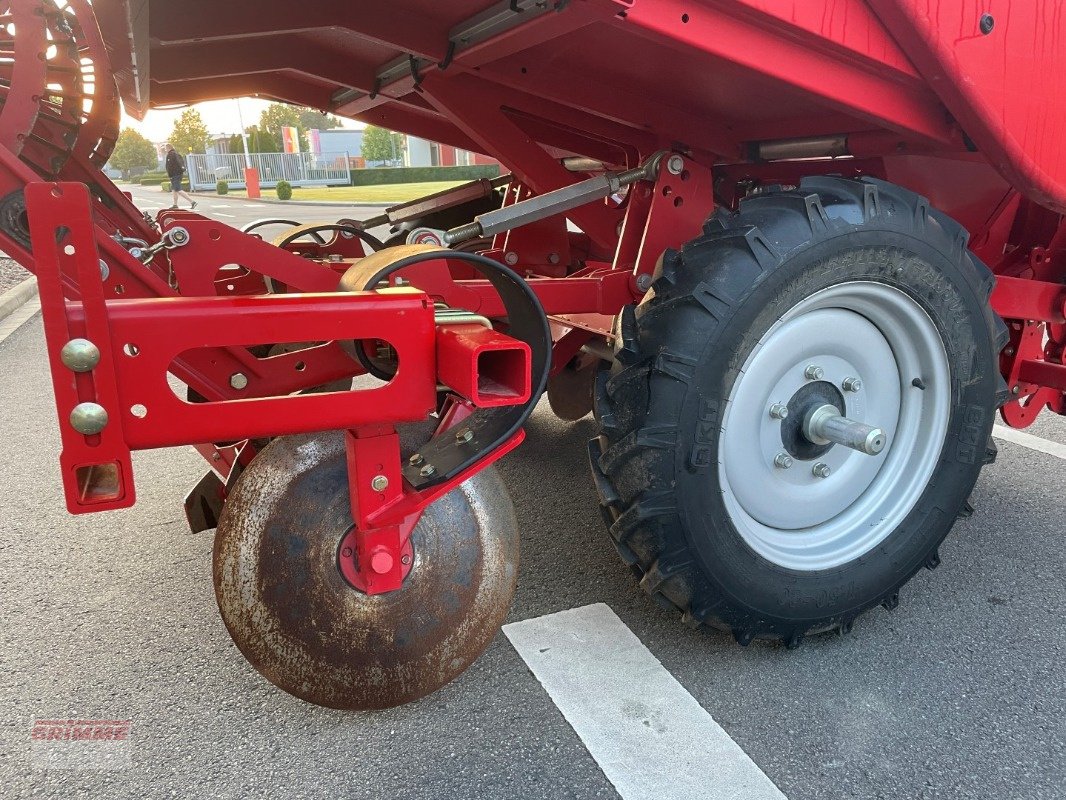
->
(419, 463), (436, 477)
(812, 462), (831, 478)
(60, 338), (100, 372)
(774, 452), (794, 469)
(371, 474), (389, 492)
(69, 402), (108, 435)
(229, 372), (248, 390)
(804, 364), (825, 381)
(769, 403), (789, 420)
(842, 377), (863, 392)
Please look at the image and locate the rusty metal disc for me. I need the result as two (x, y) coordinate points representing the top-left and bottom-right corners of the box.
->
(213, 429), (519, 710)
(547, 357), (599, 421)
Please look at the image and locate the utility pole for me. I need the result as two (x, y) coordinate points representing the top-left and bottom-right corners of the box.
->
(235, 97), (251, 167)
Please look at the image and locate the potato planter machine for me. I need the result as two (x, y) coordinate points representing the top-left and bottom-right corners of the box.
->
(2, 0), (1065, 708)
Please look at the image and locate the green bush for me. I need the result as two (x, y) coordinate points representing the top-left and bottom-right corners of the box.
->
(216, 180), (229, 195)
(348, 165), (500, 186)
(275, 180), (292, 201)
(140, 172), (167, 185)
(160, 178), (190, 192)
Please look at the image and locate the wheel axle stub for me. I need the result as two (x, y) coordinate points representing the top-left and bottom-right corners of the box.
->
(803, 403), (887, 455)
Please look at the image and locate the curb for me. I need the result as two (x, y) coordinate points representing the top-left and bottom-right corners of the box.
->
(0, 276), (38, 324)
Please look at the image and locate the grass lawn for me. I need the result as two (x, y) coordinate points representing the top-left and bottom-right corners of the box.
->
(228, 181), (466, 204)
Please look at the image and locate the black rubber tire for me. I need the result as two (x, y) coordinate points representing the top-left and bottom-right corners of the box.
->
(590, 176), (1008, 646)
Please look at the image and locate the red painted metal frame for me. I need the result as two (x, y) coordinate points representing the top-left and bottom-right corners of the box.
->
(10, 0), (1066, 594)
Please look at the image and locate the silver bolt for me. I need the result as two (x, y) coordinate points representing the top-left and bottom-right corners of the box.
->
(408, 453), (424, 466)
(1011, 385), (1021, 395)
(842, 376), (863, 393)
(812, 462), (832, 478)
(419, 463), (436, 477)
(60, 338), (100, 372)
(69, 402), (108, 435)
(548, 252), (560, 265)
(504, 251), (519, 265)
(666, 154), (685, 175)
(371, 475), (389, 492)
(1004, 346), (1015, 356)
(455, 428), (474, 443)
(769, 403), (789, 420)
(98, 259), (110, 281)
(167, 226), (190, 246)
(229, 372), (248, 390)
(804, 364), (825, 381)
(636, 273), (653, 292)
(774, 452), (794, 469)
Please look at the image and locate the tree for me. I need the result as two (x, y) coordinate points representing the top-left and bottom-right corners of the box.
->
(168, 109), (209, 155)
(244, 125), (279, 153)
(259, 102), (308, 150)
(108, 127), (157, 178)
(361, 125), (404, 165)
(298, 108), (341, 131)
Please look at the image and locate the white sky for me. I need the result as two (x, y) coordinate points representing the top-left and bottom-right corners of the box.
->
(120, 97), (363, 143)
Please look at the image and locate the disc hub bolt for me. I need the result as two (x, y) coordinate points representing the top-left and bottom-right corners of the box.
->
(369, 546), (394, 575)
(769, 403), (789, 420)
(774, 452), (794, 469)
(812, 462), (832, 478)
(842, 376), (863, 392)
(371, 475), (389, 492)
(804, 364), (825, 381)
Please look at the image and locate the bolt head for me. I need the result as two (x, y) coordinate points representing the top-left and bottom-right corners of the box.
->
(419, 463), (436, 477)
(842, 377), (863, 393)
(774, 452), (794, 469)
(769, 403), (789, 420)
(229, 372), (248, 390)
(60, 338), (100, 372)
(636, 273), (653, 292)
(812, 462), (831, 478)
(804, 364), (825, 381)
(408, 453), (424, 466)
(371, 474), (389, 492)
(168, 226), (190, 245)
(455, 428), (474, 443)
(504, 251), (519, 265)
(69, 402), (108, 435)
(548, 252), (560, 265)
(666, 154), (685, 175)
(369, 547), (394, 575)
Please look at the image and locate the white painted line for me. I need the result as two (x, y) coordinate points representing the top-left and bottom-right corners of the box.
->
(0, 297), (40, 346)
(993, 424), (1066, 460)
(503, 604), (786, 800)
(213, 204), (231, 208)
(212, 212), (236, 218)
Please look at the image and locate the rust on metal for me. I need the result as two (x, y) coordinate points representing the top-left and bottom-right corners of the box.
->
(213, 430), (519, 710)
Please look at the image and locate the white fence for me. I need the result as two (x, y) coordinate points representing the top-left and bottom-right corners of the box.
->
(186, 151), (352, 190)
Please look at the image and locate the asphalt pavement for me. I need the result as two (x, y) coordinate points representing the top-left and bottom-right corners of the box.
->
(0, 189), (1063, 799)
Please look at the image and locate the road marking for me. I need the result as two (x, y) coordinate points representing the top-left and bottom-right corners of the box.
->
(503, 604), (787, 800)
(993, 424), (1066, 460)
(0, 296), (40, 346)
(212, 212), (235, 218)
(213, 204), (231, 208)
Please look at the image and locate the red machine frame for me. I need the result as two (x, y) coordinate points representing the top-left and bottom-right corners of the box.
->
(2, 0), (1066, 597)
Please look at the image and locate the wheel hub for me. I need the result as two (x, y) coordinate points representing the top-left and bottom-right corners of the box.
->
(719, 282), (950, 570)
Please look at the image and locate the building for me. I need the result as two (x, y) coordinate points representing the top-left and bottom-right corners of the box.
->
(405, 136), (497, 168)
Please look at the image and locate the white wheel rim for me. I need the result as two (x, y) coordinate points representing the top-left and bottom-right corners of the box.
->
(718, 281), (950, 571)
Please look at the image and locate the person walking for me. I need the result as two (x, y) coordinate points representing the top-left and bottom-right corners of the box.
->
(164, 144), (197, 210)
